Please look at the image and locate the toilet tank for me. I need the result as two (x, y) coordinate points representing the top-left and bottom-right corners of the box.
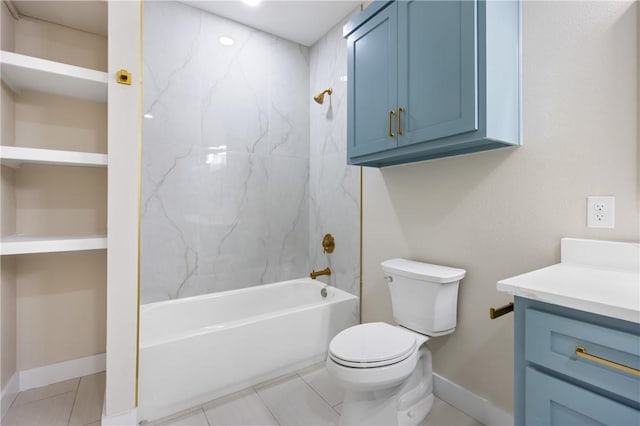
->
(381, 258), (466, 336)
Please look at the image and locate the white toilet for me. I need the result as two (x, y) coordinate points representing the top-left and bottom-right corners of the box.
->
(326, 258), (466, 426)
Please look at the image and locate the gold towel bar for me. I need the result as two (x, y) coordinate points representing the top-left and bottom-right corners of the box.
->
(575, 346), (640, 376)
(489, 302), (514, 319)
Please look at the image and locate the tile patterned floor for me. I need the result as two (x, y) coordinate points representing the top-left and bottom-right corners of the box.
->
(152, 363), (483, 426)
(1, 365), (482, 426)
(2, 372), (105, 426)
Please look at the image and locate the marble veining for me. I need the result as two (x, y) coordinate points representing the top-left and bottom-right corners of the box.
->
(309, 12), (361, 297)
(141, 1), (360, 304)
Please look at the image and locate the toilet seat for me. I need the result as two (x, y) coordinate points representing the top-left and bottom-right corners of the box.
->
(329, 323), (417, 368)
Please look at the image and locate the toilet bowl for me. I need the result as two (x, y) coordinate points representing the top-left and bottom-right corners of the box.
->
(326, 259), (465, 426)
(326, 322), (433, 426)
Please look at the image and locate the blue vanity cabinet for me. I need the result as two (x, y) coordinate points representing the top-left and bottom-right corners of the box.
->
(515, 297), (640, 425)
(344, 0), (521, 167)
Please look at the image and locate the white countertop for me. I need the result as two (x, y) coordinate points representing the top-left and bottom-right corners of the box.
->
(497, 238), (640, 324)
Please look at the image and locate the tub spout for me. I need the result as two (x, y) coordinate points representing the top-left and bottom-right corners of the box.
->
(310, 267), (331, 280)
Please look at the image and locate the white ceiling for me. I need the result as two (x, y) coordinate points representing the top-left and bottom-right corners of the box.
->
(182, 1), (361, 46)
(10, 1), (360, 47)
(12, 0), (108, 36)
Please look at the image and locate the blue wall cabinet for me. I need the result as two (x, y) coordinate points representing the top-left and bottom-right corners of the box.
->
(515, 298), (640, 425)
(344, 0), (521, 167)
(347, 4), (398, 158)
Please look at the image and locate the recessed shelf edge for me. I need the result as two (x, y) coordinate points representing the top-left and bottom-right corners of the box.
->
(0, 50), (108, 103)
(0, 234), (108, 255)
(0, 146), (108, 168)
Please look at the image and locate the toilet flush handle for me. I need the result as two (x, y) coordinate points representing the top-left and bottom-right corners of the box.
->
(383, 276), (393, 283)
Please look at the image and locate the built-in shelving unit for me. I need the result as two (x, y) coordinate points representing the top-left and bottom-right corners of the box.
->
(0, 146), (107, 168)
(0, 48), (109, 257)
(0, 234), (107, 255)
(0, 1), (114, 414)
(0, 50), (108, 103)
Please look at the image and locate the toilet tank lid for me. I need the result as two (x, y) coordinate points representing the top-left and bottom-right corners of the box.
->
(381, 258), (466, 283)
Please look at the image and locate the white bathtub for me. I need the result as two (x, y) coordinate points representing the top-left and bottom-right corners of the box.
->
(138, 278), (358, 421)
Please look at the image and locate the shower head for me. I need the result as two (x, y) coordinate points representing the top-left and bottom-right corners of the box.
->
(314, 88), (333, 104)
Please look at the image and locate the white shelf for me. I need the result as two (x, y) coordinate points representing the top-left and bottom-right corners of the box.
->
(0, 146), (107, 168)
(0, 50), (108, 103)
(0, 234), (107, 255)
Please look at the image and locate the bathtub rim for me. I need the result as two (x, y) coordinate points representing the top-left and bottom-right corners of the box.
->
(139, 278), (358, 348)
(141, 277), (349, 312)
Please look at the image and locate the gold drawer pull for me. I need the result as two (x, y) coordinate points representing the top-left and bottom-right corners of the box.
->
(388, 110), (395, 138)
(575, 346), (640, 376)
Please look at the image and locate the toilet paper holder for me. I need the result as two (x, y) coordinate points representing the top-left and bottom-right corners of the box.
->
(489, 302), (514, 319)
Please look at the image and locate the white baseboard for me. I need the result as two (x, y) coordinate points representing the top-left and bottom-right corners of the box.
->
(433, 373), (513, 426)
(19, 353), (106, 391)
(1, 372), (19, 419)
(102, 407), (137, 426)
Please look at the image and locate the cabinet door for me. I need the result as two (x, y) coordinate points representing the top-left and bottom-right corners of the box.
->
(397, 0), (477, 146)
(526, 368), (640, 426)
(347, 4), (398, 159)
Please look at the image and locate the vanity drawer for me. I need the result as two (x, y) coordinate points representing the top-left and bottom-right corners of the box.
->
(525, 308), (640, 404)
(526, 367), (640, 425)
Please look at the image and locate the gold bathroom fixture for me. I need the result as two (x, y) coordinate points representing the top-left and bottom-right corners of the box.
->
(322, 233), (335, 254)
(575, 346), (640, 376)
(397, 107), (405, 136)
(117, 69), (132, 85)
(314, 88), (333, 104)
(310, 267), (332, 280)
(489, 302), (514, 319)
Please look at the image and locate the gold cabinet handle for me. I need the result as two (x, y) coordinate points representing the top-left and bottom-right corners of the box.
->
(388, 110), (395, 138)
(397, 107), (404, 136)
(575, 346), (640, 376)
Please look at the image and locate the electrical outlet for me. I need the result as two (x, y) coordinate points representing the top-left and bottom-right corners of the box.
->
(587, 196), (615, 228)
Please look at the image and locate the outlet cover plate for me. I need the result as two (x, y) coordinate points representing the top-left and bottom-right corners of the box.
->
(587, 196), (615, 228)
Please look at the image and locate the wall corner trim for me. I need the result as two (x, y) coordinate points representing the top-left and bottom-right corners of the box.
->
(1, 372), (20, 419)
(433, 372), (514, 426)
(18, 353), (106, 392)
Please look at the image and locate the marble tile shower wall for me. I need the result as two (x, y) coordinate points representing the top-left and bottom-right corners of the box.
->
(141, 2), (310, 303)
(141, 2), (360, 304)
(309, 17), (360, 297)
